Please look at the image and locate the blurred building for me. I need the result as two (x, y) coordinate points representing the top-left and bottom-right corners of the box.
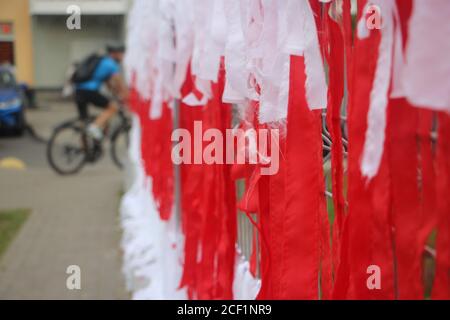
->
(0, 0), (34, 85)
(0, 0), (130, 89)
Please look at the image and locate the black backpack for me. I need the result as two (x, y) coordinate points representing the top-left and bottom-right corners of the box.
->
(71, 54), (103, 84)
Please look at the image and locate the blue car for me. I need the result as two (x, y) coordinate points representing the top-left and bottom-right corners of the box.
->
(0, 67), (26, 135)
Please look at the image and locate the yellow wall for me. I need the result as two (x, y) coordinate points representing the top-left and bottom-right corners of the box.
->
(0, 0), (34, 85)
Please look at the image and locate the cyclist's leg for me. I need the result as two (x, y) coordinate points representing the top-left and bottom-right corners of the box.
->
(75, 90), (89, 121)
(87, 91), (118, 129)
(94, 100), (119, 129)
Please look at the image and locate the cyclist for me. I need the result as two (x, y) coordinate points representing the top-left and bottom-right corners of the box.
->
(75, 44), (128, 140)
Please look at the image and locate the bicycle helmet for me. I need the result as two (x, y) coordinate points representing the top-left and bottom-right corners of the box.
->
(106, 43), (126, 54)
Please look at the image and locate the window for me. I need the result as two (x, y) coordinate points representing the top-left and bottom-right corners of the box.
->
(0, 22), (14, 65)
(0, 42), (15, 65)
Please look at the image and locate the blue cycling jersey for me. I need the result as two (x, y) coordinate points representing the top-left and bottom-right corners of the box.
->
(77, 56), (120, 91)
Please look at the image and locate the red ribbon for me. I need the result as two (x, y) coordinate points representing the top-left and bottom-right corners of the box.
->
(279, 56), (328, 299)
(432, 113), (450, 299)
(180, 63), (237, 300)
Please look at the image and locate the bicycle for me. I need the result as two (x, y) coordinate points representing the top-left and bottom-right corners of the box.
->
(46, 107), (131, 175)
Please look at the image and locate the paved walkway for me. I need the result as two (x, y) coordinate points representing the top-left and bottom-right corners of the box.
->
(0, 99), (128, 299)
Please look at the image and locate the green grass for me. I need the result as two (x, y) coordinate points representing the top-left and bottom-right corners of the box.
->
(0, 209), (30, 258)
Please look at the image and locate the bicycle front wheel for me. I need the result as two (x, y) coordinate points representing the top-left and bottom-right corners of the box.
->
(47, 123), (88, 175)
(110, 124), (130, 170)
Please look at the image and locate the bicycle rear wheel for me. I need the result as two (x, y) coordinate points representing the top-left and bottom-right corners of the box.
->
(47, 122), (88, 175)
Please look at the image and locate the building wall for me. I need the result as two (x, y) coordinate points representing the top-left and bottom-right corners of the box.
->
(32, 15), (124, 89)
(0, 0), (34, 85)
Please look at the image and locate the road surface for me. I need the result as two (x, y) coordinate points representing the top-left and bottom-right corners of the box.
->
(0, 98), (128, 299)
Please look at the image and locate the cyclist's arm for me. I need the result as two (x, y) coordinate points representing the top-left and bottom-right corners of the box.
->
(108, 73), (129, 102)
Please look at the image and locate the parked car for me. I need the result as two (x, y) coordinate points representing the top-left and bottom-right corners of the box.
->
(0, 66), (26, 135)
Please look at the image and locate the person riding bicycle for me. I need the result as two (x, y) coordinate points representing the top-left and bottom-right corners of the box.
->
(74, 44), (128, 140)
